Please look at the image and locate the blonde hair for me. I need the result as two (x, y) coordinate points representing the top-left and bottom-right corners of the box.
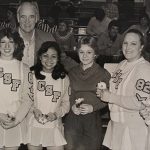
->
(78, 36), (98, 54)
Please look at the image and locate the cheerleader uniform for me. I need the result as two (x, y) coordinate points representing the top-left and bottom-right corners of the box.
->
(103, 57), (150, 150)
(0, 58), (32, 148)
(27, 71), (70, 147)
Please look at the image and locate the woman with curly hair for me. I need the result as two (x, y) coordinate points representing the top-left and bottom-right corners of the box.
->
(27, 41), (70, 150)
(0, 28), (33, 150)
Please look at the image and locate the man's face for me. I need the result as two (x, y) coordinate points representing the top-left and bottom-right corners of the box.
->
(47, 17), (54, 25)
(58, 22), (67, 32)
(109, 26), (119, 38)
(140, 17), (149, 27)
(7, 10), (14, 21)
(17, 3), (37, 33)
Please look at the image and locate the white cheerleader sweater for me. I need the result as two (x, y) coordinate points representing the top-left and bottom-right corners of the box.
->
(105, 57), (150, 123)
(0, 58), (33, 123)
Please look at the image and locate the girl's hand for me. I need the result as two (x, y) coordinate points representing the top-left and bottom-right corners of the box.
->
(140, 107), (150, 120)
(33, 108), (43, 122)
(1, 119), (19, 129)
(141, 99), (150, 107)
(46, 112), (57, 122)
(79, 104), (93, 115)
(38, 114), (48, 124)
(72, 104), (81, 115)
(0, 113), (12, 123)
(60, 52), (67, 61)
(140, 107), (150, 125)
(96, 88), (110, 102)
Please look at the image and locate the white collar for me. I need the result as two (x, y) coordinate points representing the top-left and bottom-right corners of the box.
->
(19, 28), (35, 43)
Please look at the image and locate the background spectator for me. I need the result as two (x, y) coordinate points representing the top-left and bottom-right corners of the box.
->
(125, 13), (150, 62)
(144, 0), (150, 19)
(126, 13), (150, 42)
(0, 7), (18, 32)
(53, 20), (76, 52)
(102, 0), (119, 20)
(97, 19), (123, 56)
(36, 16), (58, 34)
(87, 8), (111, 36)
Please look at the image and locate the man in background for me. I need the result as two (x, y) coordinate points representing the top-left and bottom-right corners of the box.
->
(87, 8), (111, 36)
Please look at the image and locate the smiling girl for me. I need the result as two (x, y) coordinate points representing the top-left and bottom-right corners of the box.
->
(0, 28), (33, 150)
(27, 41), (70, 150)
(64, 36), (110, 150)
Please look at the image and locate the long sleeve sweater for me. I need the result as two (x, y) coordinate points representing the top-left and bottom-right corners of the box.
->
(32, 72), (70, 119)
(103, 57), (150, 123)
(69, 63), (111, 111)
(15, 63), (33, 123)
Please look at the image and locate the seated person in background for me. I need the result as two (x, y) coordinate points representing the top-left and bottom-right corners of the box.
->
(97, 19), (123, 56)
(36, 15), (58, 34)
(144, 0), (150, 19)
(53, 20), (76, 52)
(125, 13), (150, 43)
(0, 7), (18, 32)
(102, 0), (119, 20)
(125, 13), (150, 62)
(87, 8), (111, 37)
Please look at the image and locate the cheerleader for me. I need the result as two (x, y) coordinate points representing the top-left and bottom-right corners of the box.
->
(27, 41), (70, 150)
(96, 29), (150, 150)
(0, 28), (33, 150)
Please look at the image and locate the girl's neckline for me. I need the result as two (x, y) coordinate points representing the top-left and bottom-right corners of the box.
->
(40, 71), (52, 75)
(0, 58), (16, 62)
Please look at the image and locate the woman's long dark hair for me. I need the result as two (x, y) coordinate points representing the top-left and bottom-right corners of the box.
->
(0, 28), (25, 61)
(31, 41), (67, 80)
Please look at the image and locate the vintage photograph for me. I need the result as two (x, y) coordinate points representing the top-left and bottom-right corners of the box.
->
(0, 0), (149, 150)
